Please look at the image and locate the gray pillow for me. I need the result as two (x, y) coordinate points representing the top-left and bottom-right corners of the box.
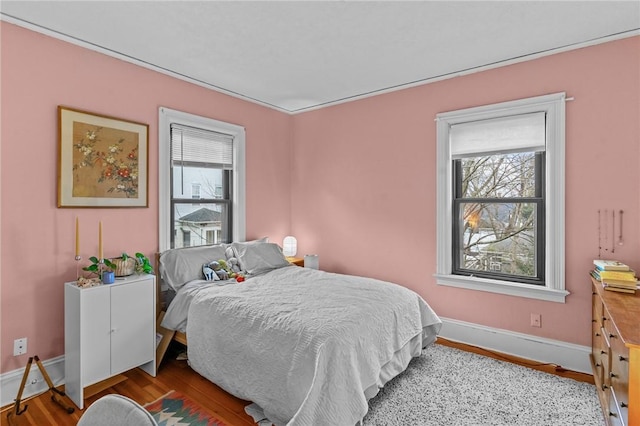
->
(159, 244), (227, 291)
(231, 242), (291, 275)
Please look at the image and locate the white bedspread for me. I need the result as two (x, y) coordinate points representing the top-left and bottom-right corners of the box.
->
(161, 279), (236, 332)
(186, 266), (442, 426)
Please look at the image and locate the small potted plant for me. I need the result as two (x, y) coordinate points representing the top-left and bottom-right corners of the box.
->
(110, 253), (137, 276)
(120, 252), (154, 275)
(83, 257), (117, 284)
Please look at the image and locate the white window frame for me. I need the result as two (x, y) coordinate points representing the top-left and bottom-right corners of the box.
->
(435, 93), (568, 303)
(159, 107), (245, 252)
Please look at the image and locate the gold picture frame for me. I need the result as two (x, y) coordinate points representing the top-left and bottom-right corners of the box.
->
(58, 106), (149, 207)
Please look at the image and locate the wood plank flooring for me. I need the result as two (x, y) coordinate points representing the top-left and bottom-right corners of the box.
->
(0, 339), (593, 426)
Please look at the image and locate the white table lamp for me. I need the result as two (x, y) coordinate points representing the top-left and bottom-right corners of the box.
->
(283, 236), (297, 257)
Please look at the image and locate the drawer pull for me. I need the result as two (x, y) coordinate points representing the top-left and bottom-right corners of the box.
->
(609, 411), (618, 418)
(610, 372), (617, 378)
(601, 350), (607, 355)
(609, 333), (616, 338)
(602, 384), (608, 391)
(619, 355), (628, 362)
(621, 402), (628, 408)
(595, 332), (601, 337)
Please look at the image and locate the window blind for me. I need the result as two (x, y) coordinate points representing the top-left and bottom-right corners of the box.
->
(450, 112), (546, 159)
(171, 123), (233, 168)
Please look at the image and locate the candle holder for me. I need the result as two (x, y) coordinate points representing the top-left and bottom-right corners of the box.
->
(75, 255), (82, 279)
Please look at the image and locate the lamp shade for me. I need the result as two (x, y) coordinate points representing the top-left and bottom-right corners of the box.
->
(283, 236), (297, 257)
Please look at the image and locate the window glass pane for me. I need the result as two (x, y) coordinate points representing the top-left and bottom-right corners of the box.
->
(458, 202), (538, 277)
(460, 152), (536, 198)
(173, 203), (229, 248)
(173, 166), (224, 200)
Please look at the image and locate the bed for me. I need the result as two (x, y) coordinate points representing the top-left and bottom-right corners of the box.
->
(158, 241), (442, 426)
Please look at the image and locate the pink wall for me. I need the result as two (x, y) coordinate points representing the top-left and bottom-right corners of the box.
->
(0, 23), (293, 373)
(291, 36), (640, 346)
(1, 21), (638, 374)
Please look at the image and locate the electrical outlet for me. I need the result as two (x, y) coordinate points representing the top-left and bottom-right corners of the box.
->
(530, 313), (542, 328)
(14, 338), (27, 356)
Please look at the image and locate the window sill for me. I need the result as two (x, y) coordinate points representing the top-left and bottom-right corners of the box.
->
(434, 273), (569, 303)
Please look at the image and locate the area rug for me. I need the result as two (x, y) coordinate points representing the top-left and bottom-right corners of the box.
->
(246, 343), (604, 426)
(144, 390), (227, 426)
(362, 343), (604, 426)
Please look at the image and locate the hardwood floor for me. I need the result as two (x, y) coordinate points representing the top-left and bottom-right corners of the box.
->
(0, 339), (594, 426)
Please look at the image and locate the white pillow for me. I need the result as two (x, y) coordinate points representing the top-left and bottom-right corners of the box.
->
(159, 244), (227, 291)
(231, 242), (291, 275)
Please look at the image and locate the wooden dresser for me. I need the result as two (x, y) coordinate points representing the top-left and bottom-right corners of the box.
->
(591, 277), (640, 426)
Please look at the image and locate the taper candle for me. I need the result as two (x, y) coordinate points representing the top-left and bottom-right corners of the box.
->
(98, 221), (103, 260)
(75, 217), (80, 257)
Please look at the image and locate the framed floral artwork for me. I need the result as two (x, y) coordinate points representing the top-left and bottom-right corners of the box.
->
(58, 106), (149, 207)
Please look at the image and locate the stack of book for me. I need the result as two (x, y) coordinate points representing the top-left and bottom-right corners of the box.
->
(592, 260), (638, 294)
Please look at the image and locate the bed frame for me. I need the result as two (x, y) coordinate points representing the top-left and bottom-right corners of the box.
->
(155, 253), (188, 370)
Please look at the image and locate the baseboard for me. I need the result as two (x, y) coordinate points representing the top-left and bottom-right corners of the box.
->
(0, 355), (65, 408)
(438, 317), (592, 374)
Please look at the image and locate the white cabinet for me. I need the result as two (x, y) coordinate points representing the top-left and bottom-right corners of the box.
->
(64, 274), (156, 409)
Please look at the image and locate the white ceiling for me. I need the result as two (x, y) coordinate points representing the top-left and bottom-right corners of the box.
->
(2, 1), (639, 113)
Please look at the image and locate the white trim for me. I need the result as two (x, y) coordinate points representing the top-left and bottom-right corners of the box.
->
(435, 92), (567, 302)
(0, 355), (65, 408)
(434, 274), (568, 303)
(158, 107), (245, 252)
(2, 14), (637, 115)
(438, 317), (592, 374)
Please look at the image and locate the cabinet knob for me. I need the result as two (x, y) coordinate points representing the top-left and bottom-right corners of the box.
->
(621, 402), (628, 408)
(601, 350), (607, 355)
(595, 332), (600, 337)
(609, 411), (618, 418)
(602, 384), (609, 391)
(610, 372), (617, 378)
(619, 355), (628, 362)
(609, 333), (616, 339)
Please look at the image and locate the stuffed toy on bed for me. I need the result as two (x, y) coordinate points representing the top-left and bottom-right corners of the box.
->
(208, 260), (229, 280)
(202, 263), (220, 281)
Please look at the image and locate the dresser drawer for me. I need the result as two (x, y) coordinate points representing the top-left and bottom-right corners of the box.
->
(593, 288), (604, 328)
(593, 326), (608, 388)
(610, 337), (630, 424)
(609, 388), (626, 426)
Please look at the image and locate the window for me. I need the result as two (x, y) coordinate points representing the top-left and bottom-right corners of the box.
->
(435, 93), (568, 302)
(191, 183), (201, 199)
(159, 108), (245, 251)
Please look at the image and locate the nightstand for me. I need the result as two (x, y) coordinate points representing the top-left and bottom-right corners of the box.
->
(286, 256), (304, 266)
(64, 274), (156, 409)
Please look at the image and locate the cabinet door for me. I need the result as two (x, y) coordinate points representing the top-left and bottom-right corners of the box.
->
(110, 279), (154, 374)
(82, 287), (111, 385)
